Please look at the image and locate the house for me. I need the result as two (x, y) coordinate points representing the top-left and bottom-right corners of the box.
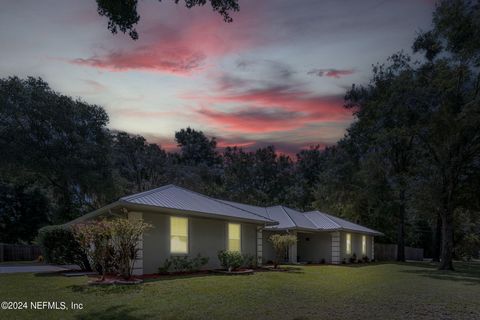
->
(68, 185), (383, 275)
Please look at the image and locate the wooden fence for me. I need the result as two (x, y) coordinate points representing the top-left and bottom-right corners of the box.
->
(375, 243), (424, 261)
(0, 243), (42, 262)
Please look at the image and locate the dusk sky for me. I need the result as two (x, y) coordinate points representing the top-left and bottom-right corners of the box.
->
(0, 0), (435, 155)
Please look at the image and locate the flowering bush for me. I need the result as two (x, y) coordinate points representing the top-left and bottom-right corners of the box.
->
(73, 218), (151, 280)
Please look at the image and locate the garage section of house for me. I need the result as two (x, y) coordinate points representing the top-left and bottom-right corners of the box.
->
(69, 184), (382, 274)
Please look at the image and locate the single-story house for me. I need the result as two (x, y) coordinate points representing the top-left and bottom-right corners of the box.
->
(68, 184), (383, 275)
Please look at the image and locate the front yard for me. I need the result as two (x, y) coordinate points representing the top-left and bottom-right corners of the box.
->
(0, 262), (479, 320)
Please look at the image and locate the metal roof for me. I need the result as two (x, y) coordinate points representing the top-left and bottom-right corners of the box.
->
(71, 184), (382, 235)
(120, 185), (275, 224)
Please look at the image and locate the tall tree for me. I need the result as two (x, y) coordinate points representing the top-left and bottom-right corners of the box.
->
(0, 77), (114, 222)
(412, 0), (480, 270)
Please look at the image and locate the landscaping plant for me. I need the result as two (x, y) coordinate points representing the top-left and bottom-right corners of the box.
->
(269, 234), (297, 269)
(218, 250), (244, 272)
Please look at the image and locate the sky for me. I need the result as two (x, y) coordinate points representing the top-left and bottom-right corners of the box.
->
(0, 0), (435, 155)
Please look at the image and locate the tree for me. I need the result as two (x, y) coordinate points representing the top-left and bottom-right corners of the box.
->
(412, 0), (480, 270)
(344, 53), (422, 261)
(175, 127), (219, 167)
(0, 77), (115, 222)
(112, 131), (167, 194)
(269, 233), (297, 269)
(96, 0), (240, 40)
(0, 182), (51, 243)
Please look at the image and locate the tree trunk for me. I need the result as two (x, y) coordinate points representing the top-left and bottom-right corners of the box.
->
(432, 211), (442, 262)
(396, 191), (406, 262)
(439, 206), (454, 270)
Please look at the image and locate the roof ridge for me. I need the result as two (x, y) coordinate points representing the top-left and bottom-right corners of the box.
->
(121, 184), (175, 202)
(173, 185), (275, 223)
(303, 211), (320, 227)
(218, 199), (270, 219)
(279, 206), (296, 228)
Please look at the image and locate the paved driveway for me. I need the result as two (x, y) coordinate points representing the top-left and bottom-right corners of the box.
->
(0, 263), (79, 274)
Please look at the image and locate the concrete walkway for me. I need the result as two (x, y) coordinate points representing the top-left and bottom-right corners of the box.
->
(0, 263), (80, 274)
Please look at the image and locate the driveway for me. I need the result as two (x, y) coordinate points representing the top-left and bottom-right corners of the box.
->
(0, 263), (80, 274)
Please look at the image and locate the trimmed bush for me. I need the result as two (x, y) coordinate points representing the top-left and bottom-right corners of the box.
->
(37, 225), (90, 271)
(218, 250), (244, 271)
(159, 254), (209, 273)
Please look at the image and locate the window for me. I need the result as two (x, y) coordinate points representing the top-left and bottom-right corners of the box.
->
(362, 235), (366, 255)
(346, 233), (351, 254)
(170, 217), (188, 254)
(228, 223), (241, 252)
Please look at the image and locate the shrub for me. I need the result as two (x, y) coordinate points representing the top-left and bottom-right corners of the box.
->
(218, 250), (244, 271)
(362, 255), (370, 263)
(161, 254), (209, 273)
(320, 258), (326, 264)
(191, 254), (209, 271)
(37, 225), (90, 271)
(269, 233), (297, 269)
(73, 220), (115, 281)
(242, 254), (256, 269)
(110, 218), (151, 280)
(171, 256), (192, 272)
(158, 259), (173, 274)
(349, 253), (357, 263)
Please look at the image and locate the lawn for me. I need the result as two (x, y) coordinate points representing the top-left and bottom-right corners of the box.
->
(0, 262), (479, 320)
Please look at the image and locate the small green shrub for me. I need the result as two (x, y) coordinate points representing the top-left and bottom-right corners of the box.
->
(158, 259), (173, 273)
(218, 250), (244, 271)
(242, 254), (256, 269)
(160, 254), (209, 273)
(37, 225), (90, 271)
(362, 255), (370, 263)
(191, 254), (209, 271)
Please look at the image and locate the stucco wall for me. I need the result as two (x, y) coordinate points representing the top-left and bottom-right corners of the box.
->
(142, 211), (258, 274)
(297, 232), (332, 263)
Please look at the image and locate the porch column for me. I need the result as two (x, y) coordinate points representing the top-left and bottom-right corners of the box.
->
(256, 226), (263, 266)
(128, 211), (144, 276)
(371, 237), (375, 260)
(331, 231), (340, 264)
(289, 231), (297, 263)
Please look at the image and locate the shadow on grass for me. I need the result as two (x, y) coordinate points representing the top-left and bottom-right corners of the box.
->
(399, 261), (480, 285)
(75, 305), (149, 320)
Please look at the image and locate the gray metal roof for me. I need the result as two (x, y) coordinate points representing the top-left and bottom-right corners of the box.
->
(120, 185), (275, 224)
(304, 210), (383, 235)
(71, 184), (382, 235)
(220, 198), (381, 235)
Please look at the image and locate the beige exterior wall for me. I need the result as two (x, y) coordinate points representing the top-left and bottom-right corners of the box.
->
(142, 211), (258, 274)
(297, 232), (332, 263)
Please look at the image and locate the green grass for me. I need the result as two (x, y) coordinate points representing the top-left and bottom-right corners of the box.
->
(1, 262), (479, 320)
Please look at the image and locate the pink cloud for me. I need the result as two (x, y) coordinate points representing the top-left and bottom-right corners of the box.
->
(70, 6), (264, 75)
(307, 68), (355, 78)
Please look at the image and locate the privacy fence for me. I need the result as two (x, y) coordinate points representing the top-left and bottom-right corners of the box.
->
(374, 243), (424, 261)
(0, 243), (42, 262)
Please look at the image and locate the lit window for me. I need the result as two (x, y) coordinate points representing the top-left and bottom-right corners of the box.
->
(228, 223), (241, 252)
(362, 235), (366, 255)
(346, 233), (351, 254)
(170, 217), (188, 254)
